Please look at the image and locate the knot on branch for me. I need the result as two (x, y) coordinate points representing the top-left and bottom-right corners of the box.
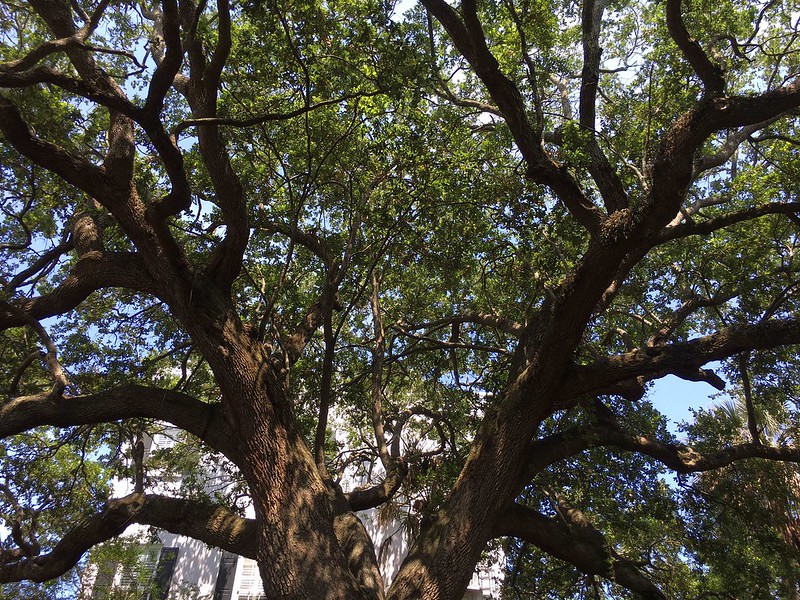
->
(598, 208), (635, 245)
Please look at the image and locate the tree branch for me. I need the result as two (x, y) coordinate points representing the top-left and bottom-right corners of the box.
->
(0, 67), (139, 123)
(395, 312), (524, 337)
(258, 221), (332, 266)
(494, 502), (665, 599)
(0, 97), (108, 200)
(522, 414), (800, 490)
(579, 0), (628, 212)
(737, 352), (761, 444)
(204, 0), (232, 102)
(5, 238), (75, 292)
(644, 80), (800, 239)
(280, 290), (340, 367)
(145, 0), (182, 113)
(716, 80), (800, 130)
(173, 92), (383, 136)
(0, 252), (158, 329)
(164, 0), (247, 291)
(390, 324), (511, 356)
(5, 306), (68, 399)
(28, 0), (135, 191)
(422, 0), (604, 233)
(0, 384), (240, 464)
(313, 307), (336, 472)
(594, 424), (800, 474)
(0, 482), (41, 559)
(0, 0), (112, 75)
(370, 273), (392, 469)
(0, 493), (257, 584)
(8, 351), (42, 398)
(665, 0), (725, 96)
(331, 491), (386, 599)
(646, 290), (737, 347)
(692, 118), (779, 179)
(562, 318), (800, 401)
(658, 201), (800, 244)
(345, 461), (407, 512)
(0, 66), (188, 227)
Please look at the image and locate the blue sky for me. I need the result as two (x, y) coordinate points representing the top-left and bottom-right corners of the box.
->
(648, 375), (721, 437)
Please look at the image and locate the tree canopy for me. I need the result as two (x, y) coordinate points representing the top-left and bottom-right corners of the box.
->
(1, 0), (800, 598)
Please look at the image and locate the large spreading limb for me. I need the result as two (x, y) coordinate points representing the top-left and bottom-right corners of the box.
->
(593, 424), (800, 474)
(561, 318), (800, 401)
(522, 417), (800, 483)
(345, 463), (407, 512)
(144, 0), (182, 113)
(0, 493), (258, 584)
(495, 502), (666, 600)
(170, 0), (247, 291)
(139, 0), (193, 223)
(0, 252), (157, 328)
(642, 80), (800, 239)
(422, 0), (604, 233)
(501, 412), (800, 596)
(0, 65), (141, 118)
(658, 200), (800, 243)
(712, 81), (800, 130)
(0, 385), (240, 464)
(0, 98), (108, 201)
(615, 60), (797, 253)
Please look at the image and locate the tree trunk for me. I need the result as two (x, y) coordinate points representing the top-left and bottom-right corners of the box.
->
(388, 238), (632, 599)
(184, 304), (380, 599)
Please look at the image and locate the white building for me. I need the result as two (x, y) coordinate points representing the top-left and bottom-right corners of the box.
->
(87, 427), (503, 600)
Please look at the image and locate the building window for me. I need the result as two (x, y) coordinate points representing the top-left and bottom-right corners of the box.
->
(91, 545), (178, 600)
(236, 558), (267, 600)
(152, 426), (182, 451)
(118, 545), (160, 593)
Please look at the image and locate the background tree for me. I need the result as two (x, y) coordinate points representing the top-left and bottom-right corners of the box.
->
(1, 0), (800, 599)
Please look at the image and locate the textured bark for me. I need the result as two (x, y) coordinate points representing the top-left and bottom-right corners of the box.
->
(176, 306), (380, 600)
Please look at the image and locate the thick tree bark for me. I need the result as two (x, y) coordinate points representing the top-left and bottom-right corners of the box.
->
(173, 298), (381, 599)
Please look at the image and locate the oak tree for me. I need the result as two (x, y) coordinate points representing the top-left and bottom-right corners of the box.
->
(2, 0), (800, 598)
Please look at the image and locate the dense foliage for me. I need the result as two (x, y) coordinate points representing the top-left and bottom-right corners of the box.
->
(1, 0), (800, 598)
